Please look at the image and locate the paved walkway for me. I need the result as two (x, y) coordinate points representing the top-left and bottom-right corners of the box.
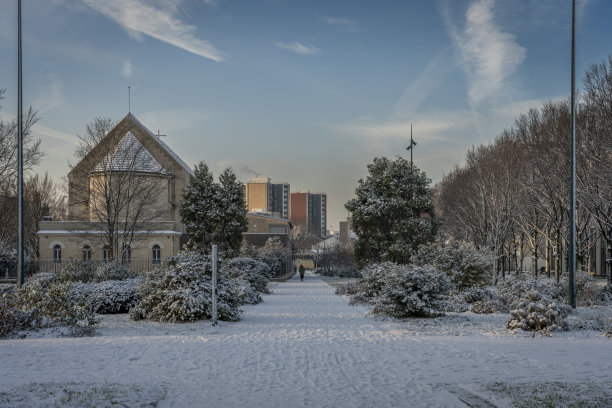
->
(2, 271), (611, 407)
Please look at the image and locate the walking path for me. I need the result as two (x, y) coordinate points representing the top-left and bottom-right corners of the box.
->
(1, 271), (611, 407)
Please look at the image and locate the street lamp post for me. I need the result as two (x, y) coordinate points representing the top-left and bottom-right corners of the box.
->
(17, 0), (24, 287)
(568, 0), (577, 308)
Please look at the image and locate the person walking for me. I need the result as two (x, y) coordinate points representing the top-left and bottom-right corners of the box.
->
(299, 264), (305, 282)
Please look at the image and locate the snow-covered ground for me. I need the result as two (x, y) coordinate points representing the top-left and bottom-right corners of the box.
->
(1, 271), (611, 407)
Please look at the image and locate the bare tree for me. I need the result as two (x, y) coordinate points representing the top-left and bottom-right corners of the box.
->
(70, 118), (169, 262)
(0, 88), (44, 191)
(579, 56), (612, 284)
(0, 172), (65, 257)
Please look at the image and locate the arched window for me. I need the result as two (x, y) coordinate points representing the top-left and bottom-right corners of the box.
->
(121, 245), (131, 265)
(103, 246), (110, 263)
(82, 245), (91, 261)
(152, 244), (161, 264)
(53, 245), (62, 263)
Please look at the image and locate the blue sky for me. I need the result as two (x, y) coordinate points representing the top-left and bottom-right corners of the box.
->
(1, 0), (611, 230)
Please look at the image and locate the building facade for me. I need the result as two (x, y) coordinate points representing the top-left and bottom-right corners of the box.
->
(244, 177), (290, 219)
(37, 113), (192, 270)
(290, 190), (327, 239)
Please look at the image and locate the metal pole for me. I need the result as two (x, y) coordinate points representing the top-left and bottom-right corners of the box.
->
(17, 0), (24, 288)
(568, 0), (576, 308)
(410, 123), (413, 166)
(211, 244), (218, 326)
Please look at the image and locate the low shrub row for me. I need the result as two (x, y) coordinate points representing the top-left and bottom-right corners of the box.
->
(1, 252), (276, 337)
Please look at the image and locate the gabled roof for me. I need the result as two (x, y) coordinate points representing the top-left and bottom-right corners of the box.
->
(92, 131), (168, 175)
(69, 112), (194, 178)
(128, 113), (194, 177)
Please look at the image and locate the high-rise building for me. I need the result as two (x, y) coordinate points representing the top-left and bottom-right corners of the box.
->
(270, 182), (290, 219)
(244, 177), (290, 219)
(290, 190), (327, 238)
(310, 193), (327, 239)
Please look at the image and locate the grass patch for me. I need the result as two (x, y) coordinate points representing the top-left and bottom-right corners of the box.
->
(319, 276), (357, 287)
(0, 382), (166, 407)
(482, 381), (612, 408)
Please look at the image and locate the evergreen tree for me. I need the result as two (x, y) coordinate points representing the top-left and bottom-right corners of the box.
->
(180, 162), (218, 250)
(345, 156), (439, 266)
(215, 168), (248, 256)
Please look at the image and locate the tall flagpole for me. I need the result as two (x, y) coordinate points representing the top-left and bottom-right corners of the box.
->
(568, 0), (576, 308)
(17, 0), (25, 287)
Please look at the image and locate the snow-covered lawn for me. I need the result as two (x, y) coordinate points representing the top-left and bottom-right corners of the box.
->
(1, 271), (611, 407)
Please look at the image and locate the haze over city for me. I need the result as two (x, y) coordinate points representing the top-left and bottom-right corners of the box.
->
(1, 0), (611, 229)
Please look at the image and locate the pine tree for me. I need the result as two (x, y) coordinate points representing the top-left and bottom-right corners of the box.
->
(345, 156), (439, 266)
(215, 168), (248, 256)
(180, 162), (218, 251)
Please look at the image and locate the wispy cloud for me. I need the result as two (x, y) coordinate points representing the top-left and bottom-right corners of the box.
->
(32, 78), (65, 115)
(275, 41), (320, 55)
(32, 123), (76, 145)
(320, 16), (356, 27)
(440, 0), (525, 107)
(393, 48), (453, 119)
(80, 0), (224, 62)
(337, 110), (471, 142)
(122, 61), (133, 78)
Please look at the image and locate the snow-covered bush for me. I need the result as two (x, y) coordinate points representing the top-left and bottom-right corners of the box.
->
(0, 283), (15, 296)
(507, 291), (570, 333)
(496, 277), (564, 312)
(601, 285), (612, 305)
(335, 281), (363, 296)
(256, 237), (291, 278)
(452, 286), (499, 314)
(349, 262), (390, 305)
(56, 261), (136, 283)
(56, 260), (98, 283)
(470, 300), (498, 314)
(95, 263), (136, 282)
(412, 240), (494, 289)
(130, 252), (242, 322)
(555, 272), (608, 306)
(371, 264), (452, 318)
(223, 257), (271, 294)
(0, 296), (19, 337)
(230, 278), (262, 305)
(11, 274), (97, 336)
(69, 279), (142, 314)
(222, 257), (273, 305)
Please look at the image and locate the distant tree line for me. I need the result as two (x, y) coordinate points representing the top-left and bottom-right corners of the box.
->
(436, 56), (612, 284)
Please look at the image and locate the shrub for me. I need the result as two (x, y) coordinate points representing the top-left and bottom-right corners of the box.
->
(56, 261), (136, 283)
(507, 291), (570, 333)
(13, 275), (97, 336)
(412, 240), (495, 289)
(601, 285), (612, 304)
(349, 262), (390, 305)
(371, 264), (452, 318)
(69, 279), (142, 314)
(556, 272), (608, 306)
(223, 257), (271, 294)
(95, 263), (136, 282)
(335, 281), (363, 296)
(0, 296), (19, 337)
(56, 260), (98, 283)
(130, 252), (242, 322)
(470, 300), (498, 314)
(0, 284), (16, 296)
(496, 278), (564, 312)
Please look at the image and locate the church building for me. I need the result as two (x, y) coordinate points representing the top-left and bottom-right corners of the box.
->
(37, 113), (193, 270)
